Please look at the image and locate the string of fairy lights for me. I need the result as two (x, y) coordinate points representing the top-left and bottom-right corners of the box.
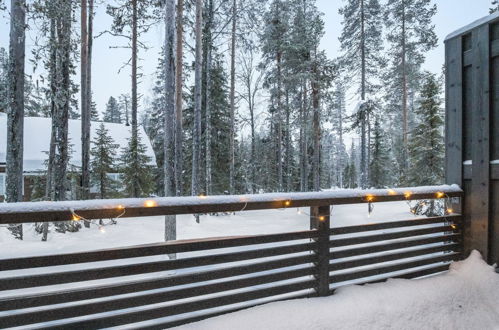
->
(65, 189), (457, 232)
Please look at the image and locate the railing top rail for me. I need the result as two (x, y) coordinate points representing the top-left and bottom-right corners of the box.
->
(0, 185), (463, 224)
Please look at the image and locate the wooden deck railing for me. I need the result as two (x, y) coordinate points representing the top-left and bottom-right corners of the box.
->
(0, 185), (463, 329)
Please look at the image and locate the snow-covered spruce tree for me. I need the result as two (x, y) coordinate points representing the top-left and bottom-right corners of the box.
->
(339, 0), (384, 188)
(491, 0), (499, 13)
(6, 0), (26, 240)
(103, 96), (122, 123)
(120, 134), (155, 198)
(90, 98), (99, 121)
(91, 123), (119, 199)
(119, 93), (131, 126)
(384, 0), (437, 183)
(407, 72), (444, 186)
(369, 117), (391, 188)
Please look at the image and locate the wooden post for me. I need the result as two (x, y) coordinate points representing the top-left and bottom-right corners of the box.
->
(310, 205), (330, 296)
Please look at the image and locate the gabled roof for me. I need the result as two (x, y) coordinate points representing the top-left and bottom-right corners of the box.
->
(0, 113), (156, 172)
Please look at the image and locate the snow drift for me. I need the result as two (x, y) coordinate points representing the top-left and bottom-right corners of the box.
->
(177, 251), (499, 330)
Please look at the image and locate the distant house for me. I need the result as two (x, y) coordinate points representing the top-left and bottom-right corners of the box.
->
(0, 113), (156, 201)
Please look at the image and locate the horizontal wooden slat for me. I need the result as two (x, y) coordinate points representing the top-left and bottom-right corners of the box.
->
(330, 264), (452, 291)
(40, 280), (317, 330)
(0, 186), (463, 224)
(329, 244), (460, 271)
(331, 233), (461, 259)
(0, 251), (316, 291)
(0, 230), (317, 271)
(330, 226), (458, 248)
(330, 215), (461, 235)
(0, 267), (315, 328)
(329, 253), (459, 284)
(139, 291), (316, 330)
(0, 254), (316, 310)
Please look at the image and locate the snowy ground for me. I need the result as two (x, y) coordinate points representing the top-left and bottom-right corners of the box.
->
(176, 251), (499, 330)
(0, 201), (417, 259)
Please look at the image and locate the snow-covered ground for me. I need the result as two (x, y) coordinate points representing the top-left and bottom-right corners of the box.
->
(0, 201), (418, 258)
(177, 251), (499, 330)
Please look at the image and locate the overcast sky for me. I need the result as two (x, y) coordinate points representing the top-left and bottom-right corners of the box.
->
(0, 0), (494, 116)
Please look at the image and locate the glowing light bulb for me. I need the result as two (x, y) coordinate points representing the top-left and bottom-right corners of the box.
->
(387, 189), (397, 196)
(198, 194), (207, 199)
(284, 201), (291, 207)
(319, 216), (326, 221)
(451, 224), (457, 230)
(72, 215), (80, 221)
(117, 205), (124, 210)
(447, 208), (453, 214)
(404, 191), (412, 199)
(435, 192), (445, 199)
(144, 200), (158, 207)
(365, 194), (375, 202)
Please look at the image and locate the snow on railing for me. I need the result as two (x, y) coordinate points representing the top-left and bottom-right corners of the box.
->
(0, 185), (462, 224)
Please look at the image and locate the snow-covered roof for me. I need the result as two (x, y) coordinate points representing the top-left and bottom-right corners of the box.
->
(445, 11), (499, 41)
(0, 113), (156, 172)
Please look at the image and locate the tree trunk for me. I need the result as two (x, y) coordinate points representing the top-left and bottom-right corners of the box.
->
(191, 0), (203, 203)
(6, 0), (26, 240)
(276, 50), (283, 192)
(174, 0), (184, 196)
(401, 0), (408, 164)
(285, 91), (291, 192)
(311, 56), (320, 192)
(81, 0), (90, 203)
(229, 0), (237, 195)
(84, 0), (94, 228)
(300, 81), (309, 192)
(204, 0), (213, 195)
(131, 0), (139, 197)
(164, 0), (176, 249)
(360, 0), (367, 189)
(205, 47), (212, 195)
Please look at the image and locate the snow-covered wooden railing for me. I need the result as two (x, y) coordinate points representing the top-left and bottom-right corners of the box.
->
(0, 185), (462, 224)
(0, 185), (464, 329)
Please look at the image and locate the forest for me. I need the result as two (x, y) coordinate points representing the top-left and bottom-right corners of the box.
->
(1, 0), (496, 241)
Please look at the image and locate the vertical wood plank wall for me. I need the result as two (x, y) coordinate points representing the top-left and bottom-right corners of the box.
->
(446, 17), (499, 264)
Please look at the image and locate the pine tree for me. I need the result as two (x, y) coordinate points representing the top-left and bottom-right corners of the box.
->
(120, 134), (155, 197)
(339, 0), (384, 188)
(384, 0), (437, 181)
(369, 117), (391, 188)
(491, 0), (499, 13)
(103, 96), (122, 123)
(407, 72), (444, 186)
(91, 123), (118, 199)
